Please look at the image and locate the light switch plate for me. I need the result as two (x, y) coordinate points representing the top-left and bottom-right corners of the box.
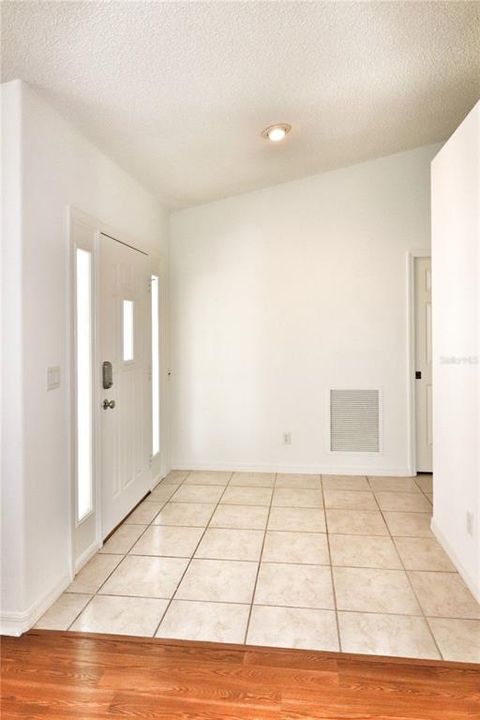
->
(47, 366), (61, 391)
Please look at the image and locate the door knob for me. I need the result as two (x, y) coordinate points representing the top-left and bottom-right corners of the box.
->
(103, 399), (116, 410)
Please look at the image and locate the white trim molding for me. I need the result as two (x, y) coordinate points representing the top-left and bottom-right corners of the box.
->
(0, 572), (73, 637)
(74, 539), (102, 575)
(431, 517), (480, 604)
(171, 462), (414, 477)
(406, 249), (431, 477)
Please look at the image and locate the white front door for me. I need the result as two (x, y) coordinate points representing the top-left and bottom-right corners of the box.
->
(414, 257), (433, 472)
(100, 233), (151, 537)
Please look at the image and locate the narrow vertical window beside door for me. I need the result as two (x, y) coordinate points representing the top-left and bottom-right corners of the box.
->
(75, 248), (93, 521)
(151, 275), (160, 456)
(123, 300), (134, 361)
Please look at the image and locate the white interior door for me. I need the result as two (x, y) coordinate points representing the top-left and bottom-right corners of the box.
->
(414, 257), (433, 472)
(100, 233), (151, 537)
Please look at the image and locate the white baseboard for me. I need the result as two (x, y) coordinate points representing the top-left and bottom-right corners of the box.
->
(171, 461), (414, 477)
(431, 517), (480, 603)
(152, 470), (168, 489)
(74, 539), (101, 574)
(1, 540), (101, 637)
(0, 571), (73, 637)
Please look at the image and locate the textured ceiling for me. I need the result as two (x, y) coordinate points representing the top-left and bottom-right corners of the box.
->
(2, 1), (479, 208)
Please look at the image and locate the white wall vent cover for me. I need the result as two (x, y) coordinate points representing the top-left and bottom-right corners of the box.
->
(330, 389), (380, 452)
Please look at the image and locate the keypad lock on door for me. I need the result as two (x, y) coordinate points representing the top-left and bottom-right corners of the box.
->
(102, 361), (113, 389)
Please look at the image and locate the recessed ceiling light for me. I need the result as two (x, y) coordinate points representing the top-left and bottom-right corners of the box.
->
(261, 123), (292, 142)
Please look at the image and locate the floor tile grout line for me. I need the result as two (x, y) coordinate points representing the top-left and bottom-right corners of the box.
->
(65, 484), (179, 631)
(57, 470), (474, 658)
(122, 523), (444, 541)
(60, 589), (479, 623)
(65, 557), (124, 631)
(322, 473), (343, 652)
(152, 471), (234, 638)
(71, 551), (461, 573)
(242, 473), (276, 644)
(367, 475), (444, 660)
(154, 498), (434, 513)
(413, 474), (434, 507)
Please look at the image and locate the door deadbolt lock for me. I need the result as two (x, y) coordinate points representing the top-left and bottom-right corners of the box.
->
(102, 361), (113, 389)
(103, 399), (116, 410)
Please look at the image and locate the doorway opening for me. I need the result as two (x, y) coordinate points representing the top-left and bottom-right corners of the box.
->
(408, 251), (433, 474)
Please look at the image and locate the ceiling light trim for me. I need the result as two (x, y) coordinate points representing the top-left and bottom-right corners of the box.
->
(261, 123), (292, 142)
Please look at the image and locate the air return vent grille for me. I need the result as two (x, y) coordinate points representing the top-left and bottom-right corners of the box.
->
(330, 389), (380, 452)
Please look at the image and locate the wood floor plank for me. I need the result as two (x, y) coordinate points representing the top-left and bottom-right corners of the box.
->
(1, 630), (479, 720)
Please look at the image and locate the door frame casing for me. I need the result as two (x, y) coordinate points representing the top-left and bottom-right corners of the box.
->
(67, 209), (101, 575)
(67, 207), (158, 574)
(406, 249), (432, 476)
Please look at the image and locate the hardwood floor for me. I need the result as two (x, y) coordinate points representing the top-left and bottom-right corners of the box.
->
(1, 630), (479, 719)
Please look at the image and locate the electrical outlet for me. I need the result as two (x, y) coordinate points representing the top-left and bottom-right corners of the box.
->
(466, 511), (474, 536)
(282, 432), (292, 445)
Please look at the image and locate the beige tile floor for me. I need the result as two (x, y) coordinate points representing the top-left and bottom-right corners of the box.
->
(36, 471), (480, 663)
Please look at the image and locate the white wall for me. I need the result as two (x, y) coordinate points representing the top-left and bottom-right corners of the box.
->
(431, 101), (480, 601)
(1, 80), (169, 634)
(1, 80), (26, 626)
(169, 144), (439, 474)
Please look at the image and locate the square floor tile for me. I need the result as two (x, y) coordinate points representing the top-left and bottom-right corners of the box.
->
(394, 537), (456, 572)
(99, 555), (189, 598)
(409, 572), (480, 619)
(375, 492), (431, 513)
(153, 502), (216, 527)
(338, 612), (440, 659)
(247, 606), (339, 651)
(66, 554), (123, 594)
(329, 535), (402, 569)
(195, 528), (264, 561)
(262, 531), (329, 565)
(210, 504), (269, 530)
(326, 509), (388, 536)
(99, 524), (147, 554)
(272, 488), (323, 508)
(383, 512), (433, 537)
(230, 472), (275, 487)
(368, 477), (420, 493)
(221, 486), (272, 506)
(156, 600), (250, 643)
(183, 471), (231, 486)
(125, 502), (164, 525)
(130, 526), (204, 557)
(322, 475), (369, 491)
(163, 470), (190, 483)
(171, 485), (225, 504)
(254, 563), (334, 610)
(71, 595), (168, 637)
(268, 507), (326, 533)
(175, 559), (257, 603)
(324, 490), (376, 511)
(147, 485), (179, 504)
(275, 474), (322, 489)
(35, 593), (91, 630)
(333, 567), (421, 615)
(428, 618), (480, 662)
(415, 475), (433, 494)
